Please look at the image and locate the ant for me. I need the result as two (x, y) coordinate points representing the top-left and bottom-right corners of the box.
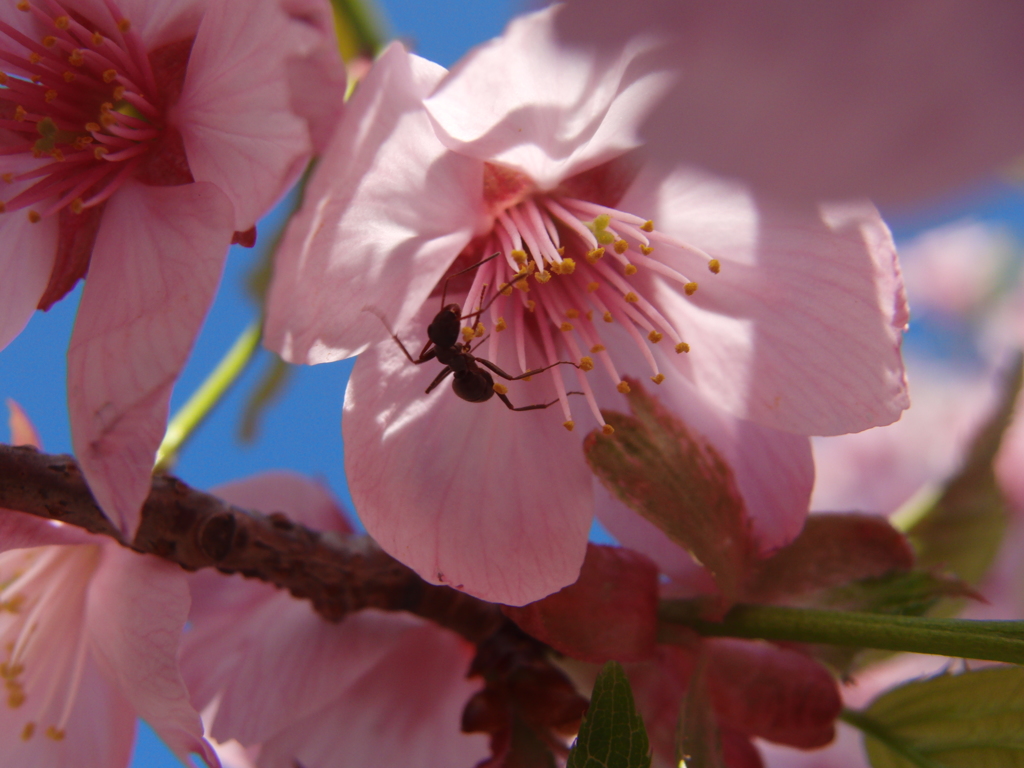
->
(375, 253), (582, 411)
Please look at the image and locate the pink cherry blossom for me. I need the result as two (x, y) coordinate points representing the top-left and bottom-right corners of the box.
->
(264, 6), (907, 604)
(0, 404), (216, 768)
(179, 471), (490, 768)
(554, 1), (1024, 209)
(0, 0), (345, 537)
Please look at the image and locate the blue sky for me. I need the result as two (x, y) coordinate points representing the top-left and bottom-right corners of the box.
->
(2, 0), (1023, 764)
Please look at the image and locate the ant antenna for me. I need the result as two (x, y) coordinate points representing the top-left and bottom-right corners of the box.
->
(440, 252), (504, 309)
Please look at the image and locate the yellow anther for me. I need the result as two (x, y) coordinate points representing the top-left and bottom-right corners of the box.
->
(55, 15), (70, 29)
(559, 258), (575, 274)
(521, 375), (532, 382)
(0, 173), (11, 183)
(624, 264), (637, 276)
(593, 213), (611, 230)
(495, 317), (507, 332)
(117, 18), (131, 32)
(614, 239), (629, 254)
(684, 282), (698, 295)
(70, 197), (83, 214)
(675, 342), (690, 354)
(590, 344), (606, 353)
(42, 36), (56, 48)
(708, 259), (721, 274)
(103, 69), (117, 83)
(651, 373), (666, 385)
(557, 247), (565, 256)
(44, 89), (57, 103)
(63, 71), (75, 82)
(73, 136), (92, 149)
(50, 148), (64, 161)
(15, 1), (29, 10)
(563, 420), (575, 432)
(601, 424), (615, 436)
(624, 292), (639, 303)
(1, 662), (23, 678)
(27, 210), (41, 223)
(93, 146), (108, 159)
(586, 281), (600, 293)
(68, 49), (84, 66)
(579, 356), (594, 371)
(616, 381), (631, 394)
(461, 326), (475, 341)
(99, 113), (115, 128)
(511, 249), (527, 265)
(648, 330), (663, 343)
(10, 105), (23, 121)
(0, 202), (6, 213)
(474, 322), (485, 338)
(85, 121), (100, 132)
(514, 278), (530, 292)
(641, 220), (654, 232)
(8, 686), (25, 708)
(596, 230), (615, 245)
(28, 52), (40, 64)
(602, 311), (613, 323)
(0, 73), (6, 85)
(586, 247), (605, 264)
(30, 75), (41, 84)
(585, 310), (593, 321)
(566, 308), (580, 319)
(500, 284), (513, 297)
(639, 245), (654, 255)
(21, 722), (34, 741)
(534, 270), (551, 284)
(112, 85), (125, 100)
(525, 300), (536, 312)
(559, 322), (574, 332)
(492, 382), (508, 395)
(45, 726), (64, 741)
(91, 31), (103, 45)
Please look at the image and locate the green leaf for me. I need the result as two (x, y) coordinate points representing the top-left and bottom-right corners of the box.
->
(897, 353), (1022, 613)
(854, 665), (1024, 768)
(676, 656), (727, 768)
(567, 661), (652, 768)
(583, 380), (754, 601)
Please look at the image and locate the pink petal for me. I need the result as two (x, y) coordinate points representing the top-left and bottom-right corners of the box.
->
(7, 399), (41, 448)
(424, 5), (673, 191)
(0, 211), (56, 352)
(67, 181), (233, 537)
(86, 545), (217, 766)
(106, 0), (205, 49)
(212, 471), (352, 534)
(502, 544), (659, 663)
(254, 621), (489, 768)
(623, 165), (909, 435)
(555, 1), (1024, 208)
(0, 512), (99, 551)
(175, 0), (314, 230)
(343, 321), (593, 606)
(264, 42), (483, 365)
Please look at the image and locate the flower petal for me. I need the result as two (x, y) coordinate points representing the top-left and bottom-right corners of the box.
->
(264, 42), (483, 365)
(343, 324), (593, 606)
(0, 212), (56, 352)
(212, 471), (352, 534)
(67, 181), (233, 537)
(555, 1), (1024, 207)
(624, 166), (909, 435)
(175, 0), (315, 230)
(425, 5), (673, 191)
(86, 545), (216, 766)
(254, 621), (489, 768)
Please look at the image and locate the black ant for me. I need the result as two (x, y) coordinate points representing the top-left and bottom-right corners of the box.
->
(373, 253), (582, 411)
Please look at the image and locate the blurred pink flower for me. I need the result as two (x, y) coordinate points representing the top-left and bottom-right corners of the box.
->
(179, 472), (490, 768)
(0, 0), (345, 537)
(264, 5), (908, 604)
(0, 402), (216, 768)
(554, 1), (1024, 208)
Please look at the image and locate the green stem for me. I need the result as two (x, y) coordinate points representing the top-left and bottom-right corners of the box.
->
(840, 709), (947, 768)
(154, 320), (262, 473)
(659, 601), (1024, 665)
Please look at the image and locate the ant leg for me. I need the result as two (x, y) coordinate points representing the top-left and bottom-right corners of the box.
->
(425, 366), (455, 394)
(365, 307), (437, 364)
(476, 357), (579, 382)
(496, 391), (586, 412)
(441, 252), (503, 308)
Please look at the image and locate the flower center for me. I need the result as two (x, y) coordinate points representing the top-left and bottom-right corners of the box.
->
(0, 0), (195, 308)
(456, 167), (720, 433)
(0, 544), (98, 744)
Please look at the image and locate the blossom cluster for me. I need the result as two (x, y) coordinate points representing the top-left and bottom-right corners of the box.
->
(1, 1), (1023, 767)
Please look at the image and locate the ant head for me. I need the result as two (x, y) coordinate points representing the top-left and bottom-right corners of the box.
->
(428, 304), (463, 348)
